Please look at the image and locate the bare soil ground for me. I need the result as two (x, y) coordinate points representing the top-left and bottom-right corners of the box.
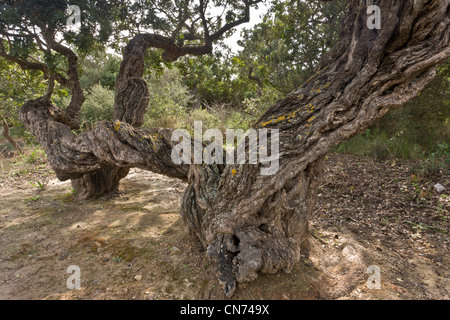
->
(0, 142), (448, 300)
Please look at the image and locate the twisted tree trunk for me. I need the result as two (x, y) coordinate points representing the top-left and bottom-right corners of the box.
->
(70, 36), (151, 199)
(71, 34), (213, 200)
(19, 0), (450, 295)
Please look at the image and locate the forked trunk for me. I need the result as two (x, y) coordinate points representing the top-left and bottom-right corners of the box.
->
(18, 0), (449, 296)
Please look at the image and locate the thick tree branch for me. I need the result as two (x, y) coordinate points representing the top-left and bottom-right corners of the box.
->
(41, 27), (85, 125)
(20, 98), (190, 181)
(113, 33), (215, 127)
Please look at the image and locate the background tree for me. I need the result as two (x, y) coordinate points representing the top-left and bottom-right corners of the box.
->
(78, 53), (121, 91)
(176, 46), (250, 108)
(236, 0), (347, 95)
(2, 0), (449, 296)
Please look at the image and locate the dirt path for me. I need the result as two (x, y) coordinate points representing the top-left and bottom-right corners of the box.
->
(0, 151), (448, 300)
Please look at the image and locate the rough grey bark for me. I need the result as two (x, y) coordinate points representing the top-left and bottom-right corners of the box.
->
(176, 0), (450, 295)
(19, 0), (450, 295)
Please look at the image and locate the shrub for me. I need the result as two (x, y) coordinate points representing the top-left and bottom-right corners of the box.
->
(411, 142), (449, 177)
(335, 129), (428, 161)
(143, 67), (193, 128)
(80, 84), (115, 130)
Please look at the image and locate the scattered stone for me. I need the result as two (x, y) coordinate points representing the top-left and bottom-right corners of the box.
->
(434, 183), (445, 193)
(134, 275), (143, 281)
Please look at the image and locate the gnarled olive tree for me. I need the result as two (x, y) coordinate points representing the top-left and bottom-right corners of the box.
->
(3, 0), (450, 296)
